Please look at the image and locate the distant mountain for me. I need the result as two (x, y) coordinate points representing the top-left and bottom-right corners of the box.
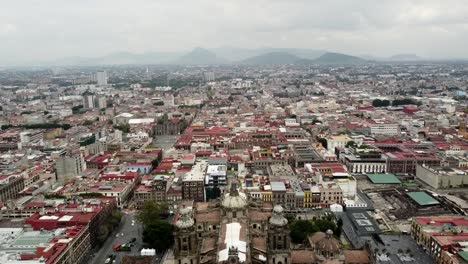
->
(38, 48), (366, 66)
(213, 47), (326, 61)
(172, 48), (228, 65)
(389, 54), (422, 61)
(239, 52), (302, 65)
(312, 52), (366, 64)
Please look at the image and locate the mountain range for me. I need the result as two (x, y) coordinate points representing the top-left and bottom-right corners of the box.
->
(36, 47), (431, 66)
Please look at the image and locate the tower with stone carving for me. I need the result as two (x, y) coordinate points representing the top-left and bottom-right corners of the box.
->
(267, 205), (291, 264)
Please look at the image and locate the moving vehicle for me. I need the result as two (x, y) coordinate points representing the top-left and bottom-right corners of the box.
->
(113, 243), (131, 252)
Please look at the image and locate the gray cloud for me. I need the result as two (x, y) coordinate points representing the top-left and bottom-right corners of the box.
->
(1, 0), (467, 63)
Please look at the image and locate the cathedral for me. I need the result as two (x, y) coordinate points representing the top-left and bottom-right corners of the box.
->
(171, 182), (369, 264)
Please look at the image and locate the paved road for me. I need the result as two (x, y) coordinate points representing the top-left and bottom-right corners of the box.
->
(90, 211), (143, 264)
(152, 135), (179, 158)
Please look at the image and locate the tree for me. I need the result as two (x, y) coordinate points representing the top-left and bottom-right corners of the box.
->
(317, 137), (328, 149)
(372, 99), (390, 107)
(142, 221), (174, 251)
(72, 105), (83, 114)
(335, 218), (343, 237)
(315, 218), (337, 233)
(345, 141), (357, 148)
(151, 159), (160, 170)
(206, 187), (221, 200)
(78, 192), (103, 198)
(97, 224), (110, 244)
(136, 201), (168, 226)
(289, 220), (318, 244)
(114, 123), (130, 133)
(108, 211), (123, 228)
(83, 120), (94, 126)
(392, 98), (417, 106)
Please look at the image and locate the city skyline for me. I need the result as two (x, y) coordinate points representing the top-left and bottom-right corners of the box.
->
(1, 0), (468, 64)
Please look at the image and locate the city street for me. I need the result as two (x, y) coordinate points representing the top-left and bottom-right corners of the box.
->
(90, 211), (144, 264)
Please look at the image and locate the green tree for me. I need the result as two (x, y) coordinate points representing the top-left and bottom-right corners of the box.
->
(315, 218), (337, 233)
(97, 224), (110, 244)
(392, 98), (417, 106)
(372, 99), (390, 107)
(142, 221), (174, 251)
(83, 120), (94, 126)
(206, 187), (221, 200)
(136, 201), (168, 226)
(78, 192), (103, 198)
(345, 141), (357, 148)
(317, 137), (328, 149)
(289, 220), (318, 244)
(72, 105), (83, 114)
(108, 211), (124, 228)
(114, 123), (130, 133)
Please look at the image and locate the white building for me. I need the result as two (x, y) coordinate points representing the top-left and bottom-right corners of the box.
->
(205, 164), (227, 187)
(96, 71), (108, 85)
(203, 71), (215, 82)
(55, 154), (86, 181)
(95, 96), (107, 109)
(20, 130), (43, 145)
(83, 95), (95, 109)
(327, 135), (352, 152)
(370, 123), (399, 135)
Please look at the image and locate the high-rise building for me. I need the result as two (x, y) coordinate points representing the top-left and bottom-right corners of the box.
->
(96, 71), (108, 85)
(203, 71), (215, 82)
(83, 95), (95, 109)
(95, 96), (107, 109)
(82, 95), (106, 109)
(55, 153), (86, 181)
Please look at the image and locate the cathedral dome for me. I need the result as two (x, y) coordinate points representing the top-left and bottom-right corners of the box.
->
(316, 229), (341, 256)
(222, 182), (248, 210)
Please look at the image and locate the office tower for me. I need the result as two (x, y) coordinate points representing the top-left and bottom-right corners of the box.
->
(96, 71), (108, 85)
(95, 96), (107, 109)
(83, 95), (95, 109)
(203, 71), (215, 82)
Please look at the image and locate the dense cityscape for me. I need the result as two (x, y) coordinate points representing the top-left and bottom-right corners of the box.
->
(0, 59), (467, 264)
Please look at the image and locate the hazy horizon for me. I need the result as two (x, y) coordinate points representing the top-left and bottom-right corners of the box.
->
(2, 0), (468, 64)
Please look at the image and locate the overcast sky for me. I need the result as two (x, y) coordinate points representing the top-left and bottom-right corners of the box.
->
(1, 0), (468, 63)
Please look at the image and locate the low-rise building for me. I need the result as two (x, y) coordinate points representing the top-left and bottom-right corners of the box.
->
(411, 216), (468, 264)
(0, 226), (91, 264)
(182, 161), (207, 202)
(0, 175), (25, 202)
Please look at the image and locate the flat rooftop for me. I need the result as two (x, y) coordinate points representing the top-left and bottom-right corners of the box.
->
(367, 174), (401, 184)
(407, 192), (440, 206)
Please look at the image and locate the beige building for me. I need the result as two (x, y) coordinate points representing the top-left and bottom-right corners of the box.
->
(416, 164), (468, 189)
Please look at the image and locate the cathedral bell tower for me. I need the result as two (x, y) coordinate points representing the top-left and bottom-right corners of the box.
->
(174, 207), (198, 264)
(267, 205), (291, 264)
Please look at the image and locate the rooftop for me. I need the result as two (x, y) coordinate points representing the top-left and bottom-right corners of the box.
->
(407, 192), (440, 206)
(367, 174), (401, 184)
